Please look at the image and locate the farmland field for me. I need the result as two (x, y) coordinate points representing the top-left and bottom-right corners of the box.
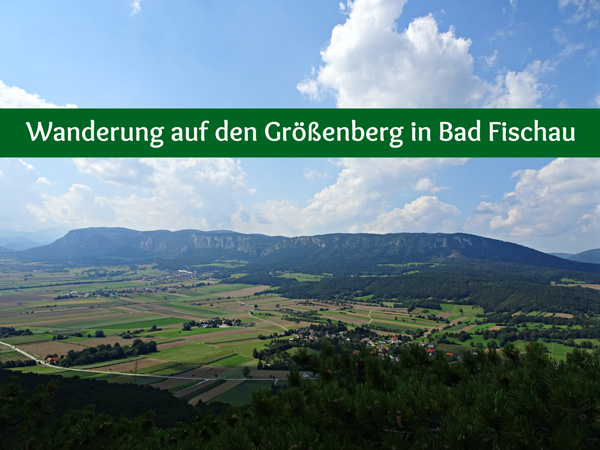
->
(1, 259), (599, 408)
(0, 263), (344, 403)
(210, 380), (274, 406)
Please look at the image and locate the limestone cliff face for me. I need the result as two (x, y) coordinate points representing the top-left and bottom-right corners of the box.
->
(12, 227), (599, 275)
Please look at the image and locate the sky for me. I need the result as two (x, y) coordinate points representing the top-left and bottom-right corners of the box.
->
(0, 0), (598, 254)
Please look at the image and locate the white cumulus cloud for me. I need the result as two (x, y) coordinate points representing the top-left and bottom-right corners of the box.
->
(465, 158), (600, 252)
(0, 160), (55, 228)
(485, 61), (551, 108)
(352, 195), (461, 234)
(28, 184), (115, 227)
(232, 158), (467, 236)
(73, 158), (157, 188)
(0, 80), (76, 108)
(413, 177), (447, 193)
(298, 0), (546, 108)
(28, 158), (250, 231)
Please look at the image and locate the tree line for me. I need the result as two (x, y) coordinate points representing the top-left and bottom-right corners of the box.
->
(57, 339), (157, 367)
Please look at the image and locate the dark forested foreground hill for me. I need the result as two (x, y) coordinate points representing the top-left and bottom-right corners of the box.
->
(2, 342), (600, 449)
(12, 227), (600, 275)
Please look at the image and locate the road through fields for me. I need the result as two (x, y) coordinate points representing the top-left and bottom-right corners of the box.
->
(0, 340), (286, 381)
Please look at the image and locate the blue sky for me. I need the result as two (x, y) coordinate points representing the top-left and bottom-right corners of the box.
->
(0, 0), (599, 253)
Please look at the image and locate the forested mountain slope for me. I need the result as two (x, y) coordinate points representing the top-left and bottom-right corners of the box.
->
(14, 227), (600, 275)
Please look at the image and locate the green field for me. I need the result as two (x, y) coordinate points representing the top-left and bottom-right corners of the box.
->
(2, 260), (599, 402)
(156, 343), (234, 365)
(278, 273), (329, 282)
(210, 380), (274, 406)
(197, 284), (254, 294)
(102, 317), (185, 330)
(208, 353), (251, 368)
(1, 334), (54, 345)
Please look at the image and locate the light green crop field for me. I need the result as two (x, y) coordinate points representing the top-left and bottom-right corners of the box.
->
(156, 343), (234, 365)
(152, 327), (224, 339)
(72, 356), (144, 370)
(28, 314), (166, 330)
(0, 349), (27, 362)
(198, 284), (254, 294)
(102, 317), (185, 330)
(1, 334), (54, 345)
(278, 273), (329, 282)
(135, 361), (185, 375)
(162, 303), (231, 316)
(209, 354), (252, 368)
(214, 340), (268, 359)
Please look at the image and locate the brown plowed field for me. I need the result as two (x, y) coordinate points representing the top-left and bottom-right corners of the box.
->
(177, 380), (217, 399)
(436, 312), (454, 319)
(544, 312), (575, 319)
(157, 340), (191, 350)
(212, 286), (270, 298)
(167, 327), (259, 344)
(180, 366), (227, 378)
(113, 305), (148, 313)
(21, 341), (88, 358)
(0, 311), (124, 328)
(152, 378), (194, 391)
(81, 336), (152, 347)
(554, 313), (575, 319)
(190, 380), (242, 405)
(152, 366), (228, 390)
(98, 358), (168, 373)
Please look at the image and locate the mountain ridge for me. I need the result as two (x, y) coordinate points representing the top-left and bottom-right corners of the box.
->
(568, 249), (600, 264)
(12, 227), (600, 274)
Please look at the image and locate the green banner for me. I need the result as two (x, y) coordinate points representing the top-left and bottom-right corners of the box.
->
(0, 108), (597, 157)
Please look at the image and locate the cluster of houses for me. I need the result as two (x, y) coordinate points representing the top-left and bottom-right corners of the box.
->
(416, 340), (464, 358)
(288, 327), (463, 360)
(293, 328), (344, 341)
(290, 326), (407, 352)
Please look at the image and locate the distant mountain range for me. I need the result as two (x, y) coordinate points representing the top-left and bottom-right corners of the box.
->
(0, 227), (71, 252)
(11, 227), (600, 274)
(550, 249), (600, 265)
